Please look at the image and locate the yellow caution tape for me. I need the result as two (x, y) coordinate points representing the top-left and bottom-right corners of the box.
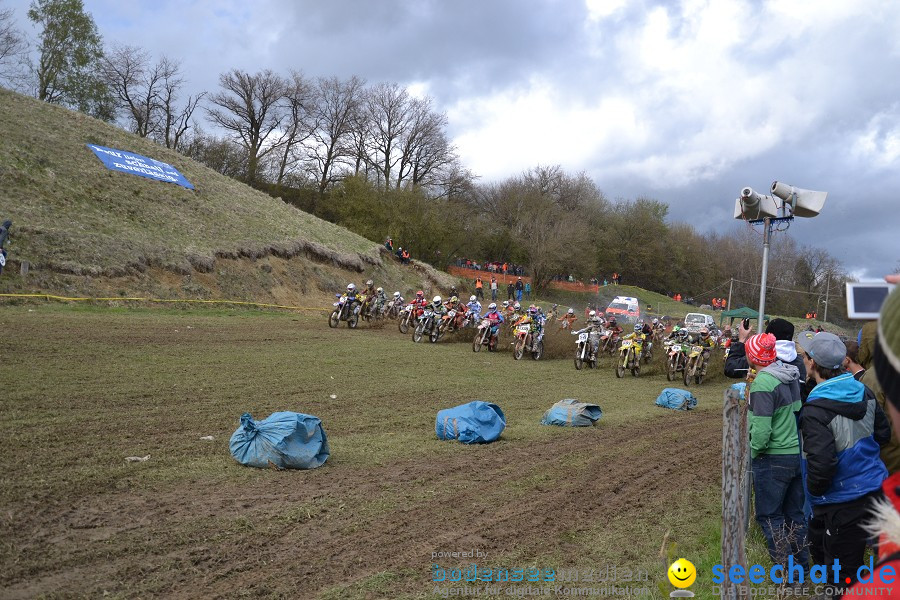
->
(0, 293), (328, 311)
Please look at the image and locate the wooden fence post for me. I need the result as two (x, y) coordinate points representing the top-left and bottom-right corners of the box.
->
(721, 386), (749, 599)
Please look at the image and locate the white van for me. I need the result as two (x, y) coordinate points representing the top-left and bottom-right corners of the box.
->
(684, 312), (716, 333)
(606, 296), (641, 323)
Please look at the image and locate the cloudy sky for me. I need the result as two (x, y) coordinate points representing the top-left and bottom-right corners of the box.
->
(5, 0), (899, 279)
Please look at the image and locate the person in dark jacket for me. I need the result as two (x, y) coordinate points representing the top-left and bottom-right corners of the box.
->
(725, 318), (810, 401)
(797, 330), (890, 592)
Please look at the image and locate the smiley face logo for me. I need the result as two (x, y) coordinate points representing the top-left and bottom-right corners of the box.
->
(667, 558), (696, 588)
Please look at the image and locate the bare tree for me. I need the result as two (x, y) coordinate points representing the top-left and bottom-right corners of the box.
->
(395, 96), (456, 189)
(157, 59), (204, 152)
(206, 68), (287, 186)
(363, 82), (413, 190)
(269, 70), (314, 187)
(307, 75), (365, 198)
(0, 4), (28, 85)
(100, 44), (154, 135)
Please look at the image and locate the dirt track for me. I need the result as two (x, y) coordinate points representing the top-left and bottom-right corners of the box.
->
(4, 409), (721, 599)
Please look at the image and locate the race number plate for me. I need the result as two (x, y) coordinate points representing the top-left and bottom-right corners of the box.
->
(577, 332), (588, 343)
(517, 325), (530, 334)
(621, 339), (633, 348)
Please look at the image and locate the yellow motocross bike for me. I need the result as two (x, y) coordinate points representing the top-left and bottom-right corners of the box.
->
(615, 333), (643, 378)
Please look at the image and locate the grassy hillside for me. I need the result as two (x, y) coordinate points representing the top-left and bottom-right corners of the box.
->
(0, 87), (459, 300)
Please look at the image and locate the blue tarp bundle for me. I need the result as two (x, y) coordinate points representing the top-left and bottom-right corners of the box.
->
(436, 401), (506, 444)
(541, 399), (603, 427)
(229, 411), (330, 469)
(655, 388), (698, 411)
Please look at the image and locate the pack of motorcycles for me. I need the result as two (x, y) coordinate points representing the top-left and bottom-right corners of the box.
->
(328, 290), (722, 384)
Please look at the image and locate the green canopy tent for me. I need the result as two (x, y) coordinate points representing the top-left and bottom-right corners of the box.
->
(719, 306), (770, 327)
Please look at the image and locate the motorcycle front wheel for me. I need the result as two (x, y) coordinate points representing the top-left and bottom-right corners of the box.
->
(430, 328), (440, 343)
(667, 356), (677, 381)
(615, 358), (625, 378)
(513, 338), (525, 360)
(399, 314), (410, 334)
(413, 325), (424, 343)
(574, 346), (584, 370)
(348, 314), (358, 329)
(683, 358), (694, 386)
(532, 340), (543, 360)
(328, 310), (339, 328)
(473, 331), (484, 352)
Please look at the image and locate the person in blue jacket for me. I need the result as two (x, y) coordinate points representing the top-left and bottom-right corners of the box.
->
(797, 331), (891, 592)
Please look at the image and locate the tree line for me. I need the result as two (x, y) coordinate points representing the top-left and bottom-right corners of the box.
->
(0, 0), (857, 322)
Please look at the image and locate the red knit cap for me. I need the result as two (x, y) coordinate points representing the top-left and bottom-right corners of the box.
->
(746, 333), (777, 367)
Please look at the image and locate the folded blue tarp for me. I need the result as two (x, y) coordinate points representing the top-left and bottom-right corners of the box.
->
(436, 401), (506, 444)
(541, 399), (602, 427)
(655, 388), (698, 411)
(230, 411), (330, 469)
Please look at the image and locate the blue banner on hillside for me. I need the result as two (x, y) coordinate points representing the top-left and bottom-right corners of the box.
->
(86, 144), (194, 190)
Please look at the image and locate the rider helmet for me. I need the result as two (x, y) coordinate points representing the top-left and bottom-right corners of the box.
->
(652, 318), (659, 325)
(634, 323), (642, 332)
(488, 303), (497, 311)
(393, 291), (401, 298)
(366, 279), (373, 287)
(589, 310), (597, 317)
(376, 287), (383, 294)
(347, 283), (356, 293)
(567, 308), (574, 315)
(416, 290), (424, 298)
(700, 327), (710, 338)
(502, 300), (509, 307)
(470, 295), (477, 302)
(514, 302), (521, 310)
(450, 295), (458, 304)
(528, 306), (538, 316)
(432, 295), (442, 305)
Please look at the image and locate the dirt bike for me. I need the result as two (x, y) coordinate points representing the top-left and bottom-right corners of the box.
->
(413, 308), (441, 343)
(665, 340), (690, 381)
(615, 334), (643, 378)
(573, 330), (598, 370)
(328, 294), (359, 329)
(435, 309), (458, 339)
(398, 304), (422, 334)
(641, 335), (653, 364)
(512, 323), (543, 360)
(473, 318), (499, 352)
(462, 311), (479, 329)
(385, 298), (403, 320)
(683, 344), (711, 385)
(599, 330), (620, 356)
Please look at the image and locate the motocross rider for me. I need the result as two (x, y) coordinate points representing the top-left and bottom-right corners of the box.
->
(361, 279), (376, 316)
(696, 327), (717, 375)
(484, 302), (505, 340)
(392, 291), (404, 310)
(466, 295), (482, 321)
(409, 290), (428, 319)
(558, 308), (578, 329)
(344, 283), (362, 313)
(574, 310), (605, 359)
(374, 287), (387, 315)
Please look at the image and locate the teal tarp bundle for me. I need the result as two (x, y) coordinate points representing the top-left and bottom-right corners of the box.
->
(436, 401), (506, 444)
(541, 399), (603, 426)
(655, 388), (698, 411)
(230, 411), (330, 469)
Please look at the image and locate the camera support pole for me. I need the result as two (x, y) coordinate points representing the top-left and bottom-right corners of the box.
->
(757, 218), (771, 332)
(750, 216), (794, 331)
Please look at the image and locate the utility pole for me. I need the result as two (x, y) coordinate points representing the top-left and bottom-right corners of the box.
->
(727, 278), (734, 313)
(823, 273), (830, 323)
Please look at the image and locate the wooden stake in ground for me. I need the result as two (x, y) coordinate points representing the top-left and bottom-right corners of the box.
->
(721, 386), (748, 599)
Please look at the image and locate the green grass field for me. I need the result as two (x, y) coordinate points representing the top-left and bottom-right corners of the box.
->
(0, 303), (762, 599)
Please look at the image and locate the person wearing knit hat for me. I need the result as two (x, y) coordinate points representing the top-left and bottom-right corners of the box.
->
(797, 329), (891, 592)
(725, 318), (809, 400)
(852, 284), (900, 595)
(745, 333), (807, 567)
